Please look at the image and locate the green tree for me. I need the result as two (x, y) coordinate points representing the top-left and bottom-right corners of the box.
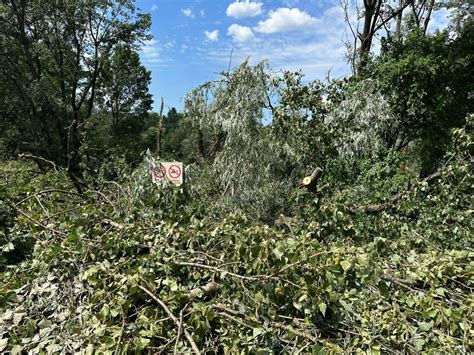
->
(159, 108), (198, 162)
(369, 24), (473, 174)
(0, 0), (151, 190)
(98, 45), (153, 126)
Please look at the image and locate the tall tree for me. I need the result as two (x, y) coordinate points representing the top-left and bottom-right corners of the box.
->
(369, 23), (473, 174)
(342, 0), (457, 74)
(0, 0), (151, 190)
(356, 0), (413, 74)
(98, 45), (153, 127)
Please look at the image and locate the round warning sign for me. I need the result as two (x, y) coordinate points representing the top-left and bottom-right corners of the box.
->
(168, 164), (182, 179)
(153, 165), (166, 179)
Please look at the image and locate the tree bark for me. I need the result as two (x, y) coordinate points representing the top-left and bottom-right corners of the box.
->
(396, 0), (403, 38)
(357, 0), (379, 74)
(156, 97), (164, 158)
(301, 167), (324, 193)
(356, 0), (413, 74)
(197, 128), (206, 159)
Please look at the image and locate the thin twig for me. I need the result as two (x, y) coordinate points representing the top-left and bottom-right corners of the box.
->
(138, 285), (201, 355)
(174, 306), (185, 355)
(14, 207), (66, 237)
(92, 190), (116, 211)
(14, 189), (84, 207)
(115, 316), (126, 354)
(176, 261), (301, 288)
(210, 304), (335, 348)
(277, 251), (334, 274)
(18, 153), (58, 172)
(348, 170), (442, 214)
(175, 261), (274, 281)
(34, 195), (49, 217)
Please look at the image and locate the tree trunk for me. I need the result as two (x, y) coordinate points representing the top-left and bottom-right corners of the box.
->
(396, 0), (403, 38)
(197, 128), (206, 159)
(156, 97), (164, 158)
(357, 0), (379, 75)
(301, 167), (324, 193)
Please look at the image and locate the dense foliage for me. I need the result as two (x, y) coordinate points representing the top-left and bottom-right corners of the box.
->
(1, 120), (472, 353)
(0, 0), (151, 189)
(1, 0), (473, 353)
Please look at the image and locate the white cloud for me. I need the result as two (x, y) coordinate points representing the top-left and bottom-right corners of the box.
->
(181, 8), (195, 18)
(200, 9), (205, 17)
(140, 39), (170, 68)
(204, 5), (350, 81)
(205, 30), (219, 42)
(141, 39), (160, 57)
(226, 1), (263, 19)
(151, 4), (158, 11)
(256, 7), (319, 33)
(227, 24), (255, 43)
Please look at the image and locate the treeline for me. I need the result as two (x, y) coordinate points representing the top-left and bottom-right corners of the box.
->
(1, 1), (472, 201)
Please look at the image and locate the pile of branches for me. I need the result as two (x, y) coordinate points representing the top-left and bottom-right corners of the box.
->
(0, 143), (472, 353)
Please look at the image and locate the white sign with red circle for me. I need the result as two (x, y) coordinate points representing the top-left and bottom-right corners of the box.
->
(152, 164), (166, 182)
(152, 162), (183, 186)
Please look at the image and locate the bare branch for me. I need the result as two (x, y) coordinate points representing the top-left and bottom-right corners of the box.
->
(138, 285), (201, 354)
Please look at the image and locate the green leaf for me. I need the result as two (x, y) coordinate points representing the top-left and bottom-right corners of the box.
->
(0, 338), (8, 352)
(37, 318), (52, 329)
(11, 345), (22, 354)
(273, 249), (284, 260)
(2, 310), (13, 321)
(46, 344), (62, 353)
(253, 327), (264, 337)
(101, 305), (110, 318)
(415, 338), (425, 351)
(139, 338), (150, 347)
(340, 300), (354, 313)
(13, 312), (26, 325)
(340, 260), (351, 272)
(2, 242), (15, 252)
(369, 345), (381, 355)
(318, 302), (327, 317)
(418, 321), (433, 332)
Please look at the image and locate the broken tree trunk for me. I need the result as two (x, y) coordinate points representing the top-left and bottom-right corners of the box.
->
(301, 167), (324, 193)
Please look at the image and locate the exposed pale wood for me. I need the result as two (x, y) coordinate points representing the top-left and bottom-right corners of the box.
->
(301, 167), (323, 192)
(184, 281), (220, 301)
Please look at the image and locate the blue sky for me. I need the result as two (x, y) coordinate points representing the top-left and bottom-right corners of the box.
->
(135, 0), (452, 112)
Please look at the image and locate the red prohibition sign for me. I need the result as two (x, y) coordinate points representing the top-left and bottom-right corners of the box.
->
(153, 164), (166, 179)
(168, 164), (182, 179)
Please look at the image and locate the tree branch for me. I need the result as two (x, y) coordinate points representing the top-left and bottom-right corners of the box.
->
(348, 170), (441, 214)
(138, 285), (201, 354)
(301, 167), (324, 192)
